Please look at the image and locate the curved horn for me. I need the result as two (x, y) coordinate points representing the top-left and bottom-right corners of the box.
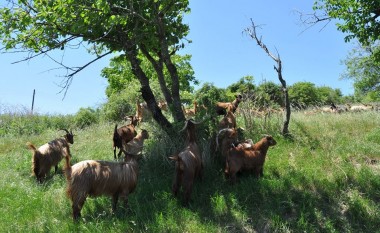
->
(60, 129), (70, 134)
(216, 128), (234, 149)
(179, 120), (189, 132)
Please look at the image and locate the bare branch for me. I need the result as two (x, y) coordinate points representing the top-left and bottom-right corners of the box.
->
(57, 51), (113, 99)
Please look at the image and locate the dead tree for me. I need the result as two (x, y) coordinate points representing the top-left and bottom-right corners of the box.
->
(244, 19), (291, 135)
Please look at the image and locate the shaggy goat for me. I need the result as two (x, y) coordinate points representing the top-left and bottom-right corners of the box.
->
(26, 129), (74, 183)
(123, 129), (149, 160)
(169, 119), (203, 205)
(215, 94), (243, 115)
(64, 155), (138, 221)
(113, 117), (138, 159)
(225, 135), (277, 184)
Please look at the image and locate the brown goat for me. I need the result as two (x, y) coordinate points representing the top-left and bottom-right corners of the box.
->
(64, 155), (138, 221)
(215, 128), (239, 162)
(26, 129), (74, 183)
(225, 135), (277, 184)
(215, 94), (243, 115)
(169, 119), (203, 205)
(113, 117), (138, 159)
(123, 129), (149, 160)
(183, 101), (198, 117)
(217, 107), (237, 130)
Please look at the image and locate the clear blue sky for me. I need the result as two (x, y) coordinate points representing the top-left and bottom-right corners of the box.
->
(0, 0), (355, 115)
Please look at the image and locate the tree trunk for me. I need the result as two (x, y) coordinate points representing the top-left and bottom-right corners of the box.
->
(276, 62), (291, 135)
(139, 45), (173, 107)
(156, 14), (186, 122)
(124, 45), (172, 132)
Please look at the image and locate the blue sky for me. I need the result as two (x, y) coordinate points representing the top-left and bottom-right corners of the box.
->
(0, 0), (355, 115)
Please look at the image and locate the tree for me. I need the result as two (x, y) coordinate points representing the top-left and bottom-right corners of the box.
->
(101, 53), (198, 118)
(305, 0), (380, 46)
(245, 20), (291, 135)
(341, 44), (380, 101)
(256, 81), (283, 107)
(226, 76), (255, 97)
(289, 82), (321, 108)
(317, 86), (343, 105)
(0, 0), (192, 134)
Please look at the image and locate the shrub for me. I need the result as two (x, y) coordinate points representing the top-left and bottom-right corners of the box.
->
(74, 107), (99, 129)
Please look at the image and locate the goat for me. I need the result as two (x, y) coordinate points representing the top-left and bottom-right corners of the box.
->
(183, 101), (198, 117)
(64, 155), (138, 221)
(113, 116), (138, 160)
(320, 103), (339, 114)
(348, 103), (374, 112)
(225, 135), (277, 184)
(215, 128), (239, 164)
(217, 107), (237, 130)
(26, 129), (74, 183)
(215, 94), (243, 115)
(123, 129), (149, 160)
(158, 101), (168, 111)
(169, 119), (203, 205)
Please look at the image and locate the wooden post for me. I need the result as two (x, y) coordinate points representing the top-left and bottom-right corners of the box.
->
(31, 89), (35, 114)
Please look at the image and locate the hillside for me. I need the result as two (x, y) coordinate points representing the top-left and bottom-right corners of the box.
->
(0, 111), (379, 232)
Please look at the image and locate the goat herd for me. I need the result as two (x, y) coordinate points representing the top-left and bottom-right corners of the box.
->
(25, 94), (279, 221)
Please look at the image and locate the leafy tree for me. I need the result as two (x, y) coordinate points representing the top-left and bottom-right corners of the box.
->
(0, 0), (192, 134)
(317, 86), (343, 105)
(289, 82), (321, 109)
(313, 0), (380, 46)
(341, 44), (380, 101)
(194, 83), (227, 110)
(226, 76), (255, 97)
(256, 81), (283, 107)
(101, 53), (197, 105)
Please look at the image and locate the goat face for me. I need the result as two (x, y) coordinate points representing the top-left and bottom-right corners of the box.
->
(62, 129), (74, 144)
(265, 135), (277, 146)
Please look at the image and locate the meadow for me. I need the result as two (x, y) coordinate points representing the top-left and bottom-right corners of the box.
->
(0, 110), (379, 232)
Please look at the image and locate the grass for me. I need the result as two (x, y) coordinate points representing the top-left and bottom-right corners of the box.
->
(0, 111), (379, 232)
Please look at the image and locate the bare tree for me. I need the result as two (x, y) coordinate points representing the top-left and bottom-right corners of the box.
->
(244, 19), (291, 135)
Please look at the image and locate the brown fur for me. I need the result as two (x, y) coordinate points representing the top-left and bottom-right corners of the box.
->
(169, 120), (203, 205)
(215, 94), (243, 115)
(225, 135), (276, 184)
(217, 109), (236, 130)
(123, 129), (149, 160)
(26, 130), (74, 183)
(113, 121), (137, 160)
(64, 156), (138, 221)
(183, 101), (198, 117)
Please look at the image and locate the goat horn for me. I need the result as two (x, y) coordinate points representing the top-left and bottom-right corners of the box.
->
(216, 128), (234, 149)
(61, 129), (70, 134)
(179, 120), (189, 132)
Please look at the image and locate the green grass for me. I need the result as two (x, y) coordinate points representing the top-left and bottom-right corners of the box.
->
(0, 111), (379, 232)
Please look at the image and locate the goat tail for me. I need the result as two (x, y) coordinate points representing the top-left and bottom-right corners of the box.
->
(26, 142), (37, 152)
(64, 155), (72, 182)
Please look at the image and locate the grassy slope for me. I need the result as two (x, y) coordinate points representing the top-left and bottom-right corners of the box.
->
(0, 112), (379, 232)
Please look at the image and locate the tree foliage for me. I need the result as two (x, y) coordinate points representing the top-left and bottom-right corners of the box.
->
(313, 0), (380, 45)
(341, 44), (380, 101)
(0, 0), (192, 133)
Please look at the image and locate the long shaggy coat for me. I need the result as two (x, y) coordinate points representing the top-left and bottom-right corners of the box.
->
(26, 138), (72, 182)
(65, 157), (138, 220)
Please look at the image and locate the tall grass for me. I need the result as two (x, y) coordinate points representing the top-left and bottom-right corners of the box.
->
(0, 110), (379, 232)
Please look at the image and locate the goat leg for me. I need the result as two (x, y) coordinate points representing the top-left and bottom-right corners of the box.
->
(112, 193), (119, 212)
(54, 165), (58, 173)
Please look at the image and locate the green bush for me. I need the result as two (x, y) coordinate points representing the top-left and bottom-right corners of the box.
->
(100, 92), (134, 122)
(74, 107), (99, 129)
